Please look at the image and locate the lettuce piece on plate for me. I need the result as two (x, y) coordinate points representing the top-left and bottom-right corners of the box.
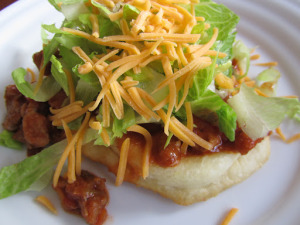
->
(12, 68), (61, 102)
(0, 130), (23, 150)
(232, 40), (250, 76)
(228, 84), (300, 140)
(0, 140), (67, 199)
(256, 67), (281, 97)
(190, 90), (237, 142)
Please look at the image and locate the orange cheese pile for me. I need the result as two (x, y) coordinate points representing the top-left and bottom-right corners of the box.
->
(51, 0), (228, 185)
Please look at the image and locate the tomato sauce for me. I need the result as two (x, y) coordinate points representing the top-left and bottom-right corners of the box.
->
(118, 116), (264, 168)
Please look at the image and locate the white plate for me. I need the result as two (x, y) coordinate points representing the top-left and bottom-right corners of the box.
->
(0, 0), (299, 224)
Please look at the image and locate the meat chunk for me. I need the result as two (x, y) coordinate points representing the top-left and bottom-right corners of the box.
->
(2, 85), (27, 131)
(22, 112), (50, 148)
(32, 50), (52, 76)
(2, 85), (67, 155)
(48, 90), (67, 109)
(54, 171), (109, 225)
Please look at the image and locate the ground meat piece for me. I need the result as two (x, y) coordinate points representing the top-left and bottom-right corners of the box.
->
(2, 85), (27, 131)
(48, 90), (67, 109)
(2, 84), (68, 155)
(49, 125), (66, 144)
(33, 50), (43, 70)
(24, 99), (49, 115)
(27, 147), (44, 157)
(54, 171), (109, 225)
(22, 111), (50, 148)
(32, 50), (52, 76)
(12, 127), (26, 144)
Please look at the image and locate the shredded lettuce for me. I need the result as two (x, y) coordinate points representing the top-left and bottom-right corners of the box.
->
(232, 40), (250, 76)
(112, 105), (136, 138)
(12, 68), (61, 102)
(91, 0), (113, 17)
(228, 84), (300, 139)
(256, 67), (280, 97)
(60, 1), (89, 21)
(189, 90), (237, 141)
(50, 55), (70, 96)
(0, 130), (23, 150)
(0, 140), (67, 199)
(187, 61), (216, 101)
(123, 4), (140, 22)
(193, 0), (239, 41)
(3, 0), (300, 203)
(75, 78), (100, 105)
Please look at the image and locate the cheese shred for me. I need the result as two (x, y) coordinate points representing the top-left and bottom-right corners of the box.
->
(53, 112), (90, 187)
(221, 208), (239, 225)
(35, 195), (58, 215)
(286, 133), (300, 144)
(115, 138), (130, 186)
(127, 125), (152, 179)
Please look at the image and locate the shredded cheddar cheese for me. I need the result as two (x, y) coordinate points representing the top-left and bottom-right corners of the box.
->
(90, 14), (100, 38)
(127, 125), (152, 179)
(254, 62), (278, 67)
(44, 0), (237, 186)
(221, 208), (239, 225)
(35, 195), (58, 215)
(255, 88), (269, 97)
(26, 68), (36, 83)
(115, 138), (130, 186)
(53, 112), (91, 187)
(181, 102), (193, 154)
(275, 127), (286, 141)
(63, 69), (76, 104)
(286, 133), (300, 144)
(61, 120), (76, 184)
(250, 54), (260, 60)
(34, 64), (46, 94)
(215, 73), (234, 90)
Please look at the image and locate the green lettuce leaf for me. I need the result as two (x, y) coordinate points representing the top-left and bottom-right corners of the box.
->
(228, 84), (300, 139)
(12, 68), (61, 102)
(191, 0), (238, 76)
(216, 105), (237, 141)
(48, 0), (83, 11)
(255, 67), (280, 97)
(73, 64), (100, 86)
(126, 66), (169, 103)
(112, 105), (136, 138)
(42, 36), (60, 67)
(187, 60), (216, 101)
(50, 55), (70, 96)
(91, 0), (112, 17)
(60, 1), (89, 21)
(75, 78), (100, 105)
(189, 90), (237, 141)
(123, 4), (140, 22)
(0, 130), (23, 150)
(193, 0), (239, 41)
(98, 15), (122, 37)
(58, 45), (83, 71)
(0, 140), (67, 199)
(232, 40), (250, 76)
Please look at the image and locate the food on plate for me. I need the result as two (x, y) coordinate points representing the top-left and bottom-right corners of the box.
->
(0, 0), (300, 223)
(35, 195), (58, 215)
